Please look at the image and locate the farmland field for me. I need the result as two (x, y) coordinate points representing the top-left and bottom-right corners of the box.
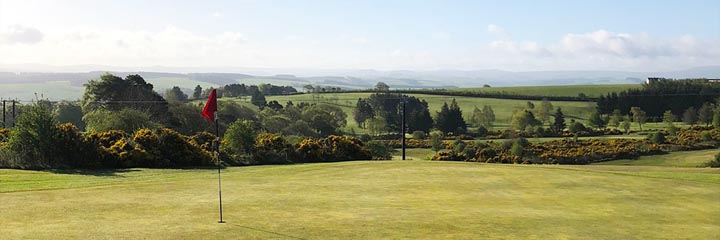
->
(1, 159), (718, 239)
(448, 84), (640, 98)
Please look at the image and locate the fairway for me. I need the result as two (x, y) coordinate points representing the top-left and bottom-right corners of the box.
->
(596, 149), (719, 167)
(2, 160), (719, 239)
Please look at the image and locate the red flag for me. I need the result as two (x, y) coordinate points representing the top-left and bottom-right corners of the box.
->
(202, 89), (217, 121)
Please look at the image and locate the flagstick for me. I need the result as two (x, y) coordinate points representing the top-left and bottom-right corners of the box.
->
(216, 114), (225, 223)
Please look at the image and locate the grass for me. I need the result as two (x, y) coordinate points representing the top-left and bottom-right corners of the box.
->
(391, 148), (434, 160)
(0, 81), (85, 101)
(449, 84), (640, 98)
(144, 77), (219, 91)
(260, 92), (596, 133)
(595, 149), (719, 167)
(1, 160), (719, 239)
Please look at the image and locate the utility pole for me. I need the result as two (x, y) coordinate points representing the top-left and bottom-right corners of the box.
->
(2, 100), (5, 128)
(12, 100), (16, 128)
(401, 95), (406, 160)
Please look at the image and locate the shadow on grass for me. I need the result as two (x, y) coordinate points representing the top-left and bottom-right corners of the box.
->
(46, 168), (140, 177)
(229, 223), (307, 240)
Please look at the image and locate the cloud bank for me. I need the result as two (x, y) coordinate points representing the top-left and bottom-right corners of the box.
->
(0, 24), (717, 71)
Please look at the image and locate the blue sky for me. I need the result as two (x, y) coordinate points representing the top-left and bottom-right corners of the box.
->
(1, 0), (718, 71)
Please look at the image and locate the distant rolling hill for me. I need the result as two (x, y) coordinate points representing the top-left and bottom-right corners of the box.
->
(0, 65), (717, 100)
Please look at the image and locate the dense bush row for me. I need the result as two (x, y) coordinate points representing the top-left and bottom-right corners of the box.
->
(0, 124), (215, 169)
(0, 124), (389, 169)
(430, 127), (720, 165)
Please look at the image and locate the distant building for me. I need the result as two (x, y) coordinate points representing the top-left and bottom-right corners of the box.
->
(645, 77), (663, 84)
(708, 79), (720, 83)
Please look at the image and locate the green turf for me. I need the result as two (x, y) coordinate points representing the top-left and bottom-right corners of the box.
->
(0, 81), (85, 101)
(1, 160), (718, 239)
(392, 148), (435, 160)
(144, 77), (219, 91)
(595, 149), (719, 167)
(260, 93), (596, 133)
(449, 84), (640, 98)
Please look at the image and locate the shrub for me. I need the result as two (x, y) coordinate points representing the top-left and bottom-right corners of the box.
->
(84, 108), (160, 133)
(221, 120), (259, 164)
(253, 133), (292, 165)
(648, 132), (666, 144)
(0, 128), (9, 143)
(431, 151), (466, 161)
(568, 122), (587, 133)
(475, 125), (489, 137)
(56, 123), (100, 168)
(700, 131), (713, 142)
(365, 141), (394, 160)
(430, 131), (444, 151)
(7, 103), (59, 168)
(703, 152), (720, 168)
(295, 135), (371, 162)
(411, 130), (426, 140)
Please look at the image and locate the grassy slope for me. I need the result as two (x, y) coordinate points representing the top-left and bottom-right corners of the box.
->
(144, 77), (219, 91)
(0, 81), (85, 100)
(261, 93), (596, 132)
(595, 149), (719, 167)
(449, 84), (640, 98)
(1, 160), (719, 239)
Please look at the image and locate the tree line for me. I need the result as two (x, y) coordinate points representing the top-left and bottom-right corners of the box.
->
(596, 78), (720, 120)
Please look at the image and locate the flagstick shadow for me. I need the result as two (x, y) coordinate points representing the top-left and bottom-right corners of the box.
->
(228, 223), (307, 240)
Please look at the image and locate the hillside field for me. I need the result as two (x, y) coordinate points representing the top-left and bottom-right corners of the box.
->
(448, 84), (640, 98)
(1, 159), (718, 239)
(260, 93), (597, 132)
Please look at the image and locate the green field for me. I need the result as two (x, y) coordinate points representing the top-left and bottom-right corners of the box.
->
(449, 84), (640, 98)
(1, 159), (719, 239)
(596, 149), (719, 167)
(258, 93), (596, 133)
(0, 81), (85, 101)
(145, 77), (219, 91)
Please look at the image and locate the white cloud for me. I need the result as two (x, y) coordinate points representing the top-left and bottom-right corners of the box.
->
(480, 28), (719, 71)
(0, 25), (44, 44)
(0, 25), (255, 67)
(487, 24), (511, 40)
(212, 12), (223, 18)
(0, 24), (716, 71)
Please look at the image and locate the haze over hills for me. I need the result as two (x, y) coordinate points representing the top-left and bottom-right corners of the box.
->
(0, 64), (718, 100)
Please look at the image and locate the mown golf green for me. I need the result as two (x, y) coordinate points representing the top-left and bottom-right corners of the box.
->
(2, 159), (718, 239)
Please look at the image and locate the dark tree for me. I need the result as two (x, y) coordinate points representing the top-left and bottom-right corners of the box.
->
(193, 85), (202, 99)
(588, 111), (606, 129)
(404, 97), (433, 132)
(552, 108), (566, 133)
(251, 91), (267, 109)
(435, 99), (466, 134)
(683, 107), (698, 126)
(266, 100), (284, 111)
(53, 101), (85, 131)
(82, 73), (170, 122)
(698, 102), (713, 126)
(353, 98), (374, 128)
(165, 86), (188, 103)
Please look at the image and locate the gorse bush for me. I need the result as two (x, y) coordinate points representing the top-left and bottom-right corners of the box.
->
(430, 128), (720, 165)
(253, 133), (293, 165)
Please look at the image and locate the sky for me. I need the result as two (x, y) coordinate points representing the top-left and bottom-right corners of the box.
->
(0, 0), (719, 72)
